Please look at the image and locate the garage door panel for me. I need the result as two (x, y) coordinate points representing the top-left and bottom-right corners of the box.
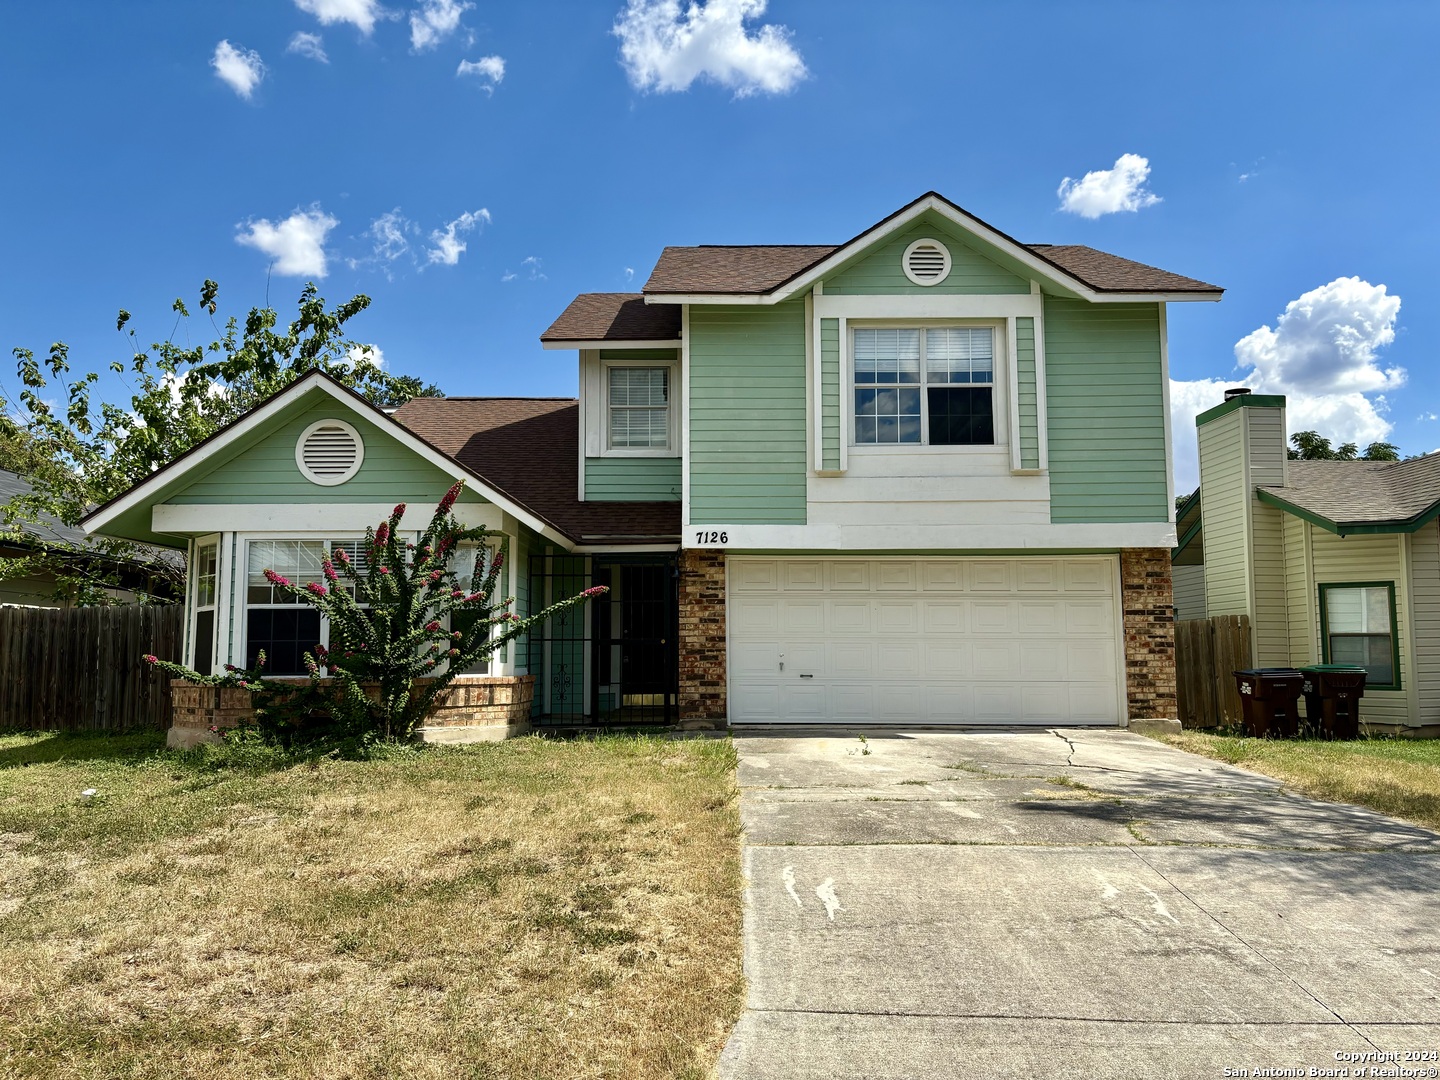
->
(728, 557), (1122, 727)
(829, 561), (871, 590)
(877, 641), (923, 676)
(830, 600), (872, 634)
(924, 640), (971, 676)
(970, 602), (1014, 635)
(732, 598), (781, 635)
(781, 601), (825, 634)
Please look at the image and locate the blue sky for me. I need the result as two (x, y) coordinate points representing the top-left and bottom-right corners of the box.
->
(3, 0), (1437, 490)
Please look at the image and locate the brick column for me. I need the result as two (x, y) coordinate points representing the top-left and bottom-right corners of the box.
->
(1120, 548), (1177, 720)
(678, 549), (727, 725)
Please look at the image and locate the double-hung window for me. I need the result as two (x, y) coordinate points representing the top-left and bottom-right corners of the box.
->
(608, 367), (670, 451)
(191, 542), (218, 676)
(853, 326), (995, 446)
(1320, 583), (1399, 689)
(245, 539), (366, 675)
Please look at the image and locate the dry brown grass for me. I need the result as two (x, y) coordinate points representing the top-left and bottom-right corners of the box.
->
(1162, 731), (1440, 832)
(0, 732), (743, 1079)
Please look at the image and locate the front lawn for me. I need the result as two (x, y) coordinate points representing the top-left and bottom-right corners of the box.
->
(1162, 732), (1440, 831)
(0, 731), (742, 1080)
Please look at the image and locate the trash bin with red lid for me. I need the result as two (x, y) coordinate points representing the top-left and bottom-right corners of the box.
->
(1233, 668), (1305, 738)
(1299, 665), (1368, 740)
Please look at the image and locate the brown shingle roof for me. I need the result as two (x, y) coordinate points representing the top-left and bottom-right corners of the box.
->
(540, 293), (680, 343)
(1027, 245), (1220, 294)
(1259, 456), (1440, 529)
(640, 240), (1219, 296)
(643, 246), (841, 295)
(391, 397), (680, 546)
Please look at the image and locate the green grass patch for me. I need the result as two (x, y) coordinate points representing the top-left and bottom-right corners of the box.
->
(0, 730), (743, 1080)
(1163, 732), (1440, 831)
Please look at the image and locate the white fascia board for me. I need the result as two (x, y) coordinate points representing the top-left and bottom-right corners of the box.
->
(643, 293), (767, 306)
(84, 371), (576, 552)
(571, 543), (680, 554)
(682, 521), (1178, 550)
(1087, 292), (1222, 304)
(540, 339), (681, 350)
(153, 502), (507, 535)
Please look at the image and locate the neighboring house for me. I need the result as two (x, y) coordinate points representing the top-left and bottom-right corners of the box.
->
(1172, 390), (1440, 735)
(1, 469), (180, 606)
(83, 192), (1222, 735)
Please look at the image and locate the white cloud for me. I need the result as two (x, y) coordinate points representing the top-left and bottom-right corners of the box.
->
(1057, 153), (1161, 219)
(1233, 277), (1402, 396)
(457, 55), (505, 91)
(501, 256), (546, 283)
(1421, 412), (1438, 422)
(1169, 276), (1405, 491)
(613, 0), (807, 96)
(212, 40), (265, 99)
(287, 31), (329, 62)
(369, 208), (415, 262)
(411, 0), (472, 50)
(624, 266), (635, 282)
(294, 0), (385, 34)
(235, 206), (339, 278)
(346, 344), (385, 369)
(425, 209), (490, 266)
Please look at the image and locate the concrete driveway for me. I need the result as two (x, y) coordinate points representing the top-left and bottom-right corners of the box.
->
(720, 728), (1440, 1079)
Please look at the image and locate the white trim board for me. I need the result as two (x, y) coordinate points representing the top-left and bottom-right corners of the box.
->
(82, 371), (575, 551)
(681, 521), (1178, 550)
(541, 339), (681, 351)
(152, 502), (507, 534)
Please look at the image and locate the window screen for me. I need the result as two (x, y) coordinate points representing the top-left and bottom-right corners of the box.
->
(1322, 584), (1397, 687)
(609, 367), (669, 449)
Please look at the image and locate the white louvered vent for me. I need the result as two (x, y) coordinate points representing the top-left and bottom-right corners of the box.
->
(295, 420), (364, 486)
(902, 238), (952, 287)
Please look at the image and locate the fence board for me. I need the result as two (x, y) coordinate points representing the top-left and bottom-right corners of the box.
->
(0, 605), (182, 731)
(1175, 614), (1252, 729)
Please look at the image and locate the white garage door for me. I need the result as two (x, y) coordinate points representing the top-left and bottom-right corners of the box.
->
(728, 557), (1123, 726)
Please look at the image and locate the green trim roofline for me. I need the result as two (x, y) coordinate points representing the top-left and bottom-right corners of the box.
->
(1255, 488), (1440, 538)
(1194, 395), (1286, 428)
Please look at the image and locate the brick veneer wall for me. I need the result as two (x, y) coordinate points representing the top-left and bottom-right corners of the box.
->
(678, 549), (727, 725)
(1120, 548), (1177, 720)
(168, 674), (535, 748)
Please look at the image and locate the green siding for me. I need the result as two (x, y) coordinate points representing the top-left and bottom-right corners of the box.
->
(823, 215), (1030, 295)
(821, 318), (840, 470)
(597, 349), (679, 361)
(584, 457), (681, 501)
(1043, 298), (1168, 523)
(170, 401), (472, 506)
(1016, 317), (1039, 470)
(689, 300), (809, 524)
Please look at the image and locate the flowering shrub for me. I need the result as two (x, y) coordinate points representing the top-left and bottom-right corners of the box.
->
(145, 481), (606, 745)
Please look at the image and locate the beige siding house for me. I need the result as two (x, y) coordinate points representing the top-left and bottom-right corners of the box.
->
(1174, 392), (1440, 735)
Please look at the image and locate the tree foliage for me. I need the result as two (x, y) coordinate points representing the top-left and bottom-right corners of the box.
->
(1288, 431), (1401, 462)
(1, 281), (441, 605)
(146, 484), (603, 748)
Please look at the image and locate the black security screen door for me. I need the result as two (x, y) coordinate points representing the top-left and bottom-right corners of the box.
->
(525, 553), (678, 725)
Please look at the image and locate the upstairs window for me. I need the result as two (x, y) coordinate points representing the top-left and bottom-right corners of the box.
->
(608, 366), (670, 450)
(853, 326), (995, 446)
(1320, 583), (1399, 689)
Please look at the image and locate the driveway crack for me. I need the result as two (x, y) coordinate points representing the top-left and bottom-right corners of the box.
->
(1051, 728), (1078, 767)
(1125, 845), (1382, 1052)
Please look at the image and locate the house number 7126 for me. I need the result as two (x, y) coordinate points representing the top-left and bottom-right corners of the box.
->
(695, 531), (729, 544)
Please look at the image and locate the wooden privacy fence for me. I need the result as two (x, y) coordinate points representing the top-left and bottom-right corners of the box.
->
(1175, 614), (1253, 729)
(0, 605), (182, 732)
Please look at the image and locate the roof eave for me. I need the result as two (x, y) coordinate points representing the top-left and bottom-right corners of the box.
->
(1255, 487), (1440, 537)
(540, 338), (682, 350)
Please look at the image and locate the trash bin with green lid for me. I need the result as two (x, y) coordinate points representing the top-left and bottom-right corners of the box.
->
(1299, 664), (1368, 740)
(1233, 668), (1305, 738)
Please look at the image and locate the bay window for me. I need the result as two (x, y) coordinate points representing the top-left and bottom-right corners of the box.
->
(244, 539), (366, 676)
(191, 542), (218, 675)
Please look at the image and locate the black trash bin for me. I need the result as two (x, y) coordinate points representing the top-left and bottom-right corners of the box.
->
(1234, 668), (1305, 738)
(1299, 665), (1368, 740)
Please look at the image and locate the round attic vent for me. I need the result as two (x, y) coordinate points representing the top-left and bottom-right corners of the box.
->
(902, 238), (952, 286)
(296, 419), (364, 486)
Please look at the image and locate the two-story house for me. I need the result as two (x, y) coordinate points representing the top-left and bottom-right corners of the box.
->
(83, 193), (1221, 744)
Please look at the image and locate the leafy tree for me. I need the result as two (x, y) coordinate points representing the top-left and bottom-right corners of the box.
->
(1, 281), (442, 605)
(1288, 431), (1401, 462)
(146, 484), (604, 747)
